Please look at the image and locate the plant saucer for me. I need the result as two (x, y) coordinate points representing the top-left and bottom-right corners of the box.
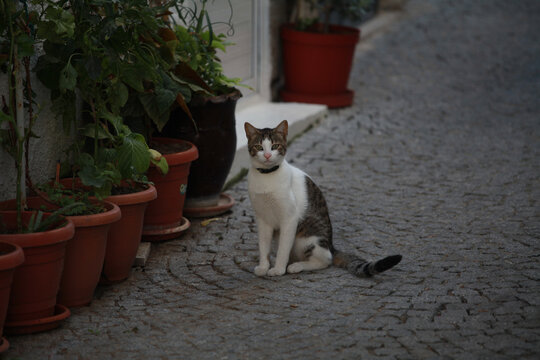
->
(184, 193), (235, 218)
(4, 304), (71, 335)
(142, 216), (191, 242)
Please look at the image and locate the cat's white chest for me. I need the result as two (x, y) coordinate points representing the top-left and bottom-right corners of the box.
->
(247, 162), (308, 229)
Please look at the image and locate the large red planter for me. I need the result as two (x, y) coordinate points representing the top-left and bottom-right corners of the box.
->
(3, 197), (121, 308)
(101, 184), (157, 283)
(143, 138), (198, 241)
(280, 24), (360, 108)
(0, 210), (74, 334)
(58, 201), (121, 307)
(56, 178), (157, 283)
(0, 242), (24, 351)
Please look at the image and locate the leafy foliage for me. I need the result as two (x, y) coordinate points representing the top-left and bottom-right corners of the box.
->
(0, 202), (79, 234)
(118, 0), (248, 134)
(295, 0), (376, 32)
(24, 201), (83, 232)
(172, 2), (246, 95)
(34, 0), (174, 197)
(3, 0), (244, 217)
(38, 182), (105, 215)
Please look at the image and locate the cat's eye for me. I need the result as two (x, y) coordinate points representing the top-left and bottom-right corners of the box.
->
(253, 145), (263, 151)
(271, 144), (280, 150)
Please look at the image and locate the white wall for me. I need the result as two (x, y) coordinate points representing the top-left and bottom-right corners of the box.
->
(0, 69), (74, 201)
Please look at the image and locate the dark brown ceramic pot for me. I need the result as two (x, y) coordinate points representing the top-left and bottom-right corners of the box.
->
(160, 89), (241, 210)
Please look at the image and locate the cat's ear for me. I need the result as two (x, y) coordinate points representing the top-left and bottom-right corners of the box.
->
(276, 120), (288, 138)
(244, 122), (259, 138)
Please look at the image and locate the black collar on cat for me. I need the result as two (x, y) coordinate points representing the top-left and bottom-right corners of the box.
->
(256, 165), (280, 174)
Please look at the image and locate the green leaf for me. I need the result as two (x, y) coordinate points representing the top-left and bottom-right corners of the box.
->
(152, 156), (169, 175)
(37, 6), (75, 43)
(172, 61), (213, 93)
(16, 34), (35, 57)
(155, 87), (177, 111)
(33, 203), (84, 232)
(109, 81), (129, 111)
(36, 21), (63, 44)
(59, 62), (77, 93)
(97, 147), (117, 164)
(117, 133), (150, 176)
(92, 182), (113, 200)
(117, 82), (129, 108)
(76, 155), (119, 198)
(78, 162), (107, 188)
(138, 93), (159, 123)
(155, 109), (172, 133)
(49, 6), (75, 36)
(138, 93), (173, 132)
(27, 212), (37, 233)
(99, 111), (122, 135)
(81, 123), (113, 140)
(119, 64), (145, 92)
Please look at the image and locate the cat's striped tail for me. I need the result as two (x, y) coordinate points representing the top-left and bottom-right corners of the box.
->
(332, 251), (402, 277)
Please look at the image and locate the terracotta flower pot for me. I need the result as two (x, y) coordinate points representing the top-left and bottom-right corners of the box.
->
(161, 90), (240, 214)
(58, 201), (121, 307)
(143, 138), (198, 241)
(280, 24), (360, 108)
(0, 241), (24, 352)
(101, 184), (157, 283)
(3, 197), (121, 307)
(0, 210), (74, 334)
(55, 178), (157, 283)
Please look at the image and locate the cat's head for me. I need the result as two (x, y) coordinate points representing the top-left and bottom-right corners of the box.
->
(244, 120), (288, 169)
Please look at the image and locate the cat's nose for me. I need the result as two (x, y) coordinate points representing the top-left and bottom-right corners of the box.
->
(264, 152), (272, 160)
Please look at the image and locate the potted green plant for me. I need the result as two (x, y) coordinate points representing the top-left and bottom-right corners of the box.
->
(281, 0), (375, 108)
(11, 189), (122, 308)
(156, 0), (246, 218)
(0, 0), (74, 336)
(33, 0), (191, 276)
(33, 0), (170, 197)
(71, 1), (204, 242)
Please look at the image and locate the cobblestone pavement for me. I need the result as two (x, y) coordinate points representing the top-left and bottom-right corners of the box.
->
(6, 0), (540, 359)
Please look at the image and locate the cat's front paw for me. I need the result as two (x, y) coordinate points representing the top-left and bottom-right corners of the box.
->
(254, 265), (269, 277)
(267, 267), (286, 277)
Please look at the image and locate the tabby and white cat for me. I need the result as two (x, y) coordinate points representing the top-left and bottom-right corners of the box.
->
(244, 120), (402, 277)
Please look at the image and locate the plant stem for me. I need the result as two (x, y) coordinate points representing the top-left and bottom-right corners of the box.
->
(322, 0), (332, 33)
(195, 0), (206, 33)
(14, 47), (26, 232)
(89, 98), (98, 159)
(5, 0), (27, 231)
(23, 45), (34, 190)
